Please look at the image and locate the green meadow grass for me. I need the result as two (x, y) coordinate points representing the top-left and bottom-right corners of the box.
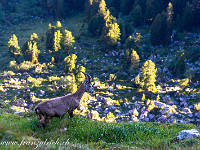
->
(0, 109), (200, 150)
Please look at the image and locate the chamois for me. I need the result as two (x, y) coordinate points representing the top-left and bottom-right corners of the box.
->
(35, 72), (94, 128)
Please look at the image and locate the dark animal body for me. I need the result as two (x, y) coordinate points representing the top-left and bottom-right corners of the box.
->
(35, 72), (94, 128)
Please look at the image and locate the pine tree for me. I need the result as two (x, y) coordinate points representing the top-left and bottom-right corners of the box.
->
(131, 5), (143, 27)
(111, 0), (121, 11)
(54, 30), (62, 52)
(124, 36), (134, 66)
(30, 33), (39, 43)
(98, 0), (107, 16)
(22, 41), (40, 63)
(141, 93), (146, 101)
(46, 24), (56, 50)
(56, 0), (65, 18)
(125, 35), (134, 50)
(88, 14), (105, 34)
(121, 0), (134, 15)
(85, 0), (99, 22)
(51, 57), (55, 64)
(8, 34), (21, 57)
(174, 52), (186, 76)
(175, 14), (182, 30)
(171, 0), (187, 18)
(125, 35), (141, 66)
(62, 30), (75, 55)
(22, 41), (31, 61)
(56, 21), (62, 29)
(134, 74), (140, 86)
(130, 49), (140, 69)
(182, 2), (195, 30)
(133, 0), (147, 14)
(32, 42), (40, 64)
(150, 12), (167, 45)
(64, 54), (77, 74)
(105, 22), (121, 47)
(140, 60), (157, 92)
(164, 2), (173, 44)
(144, 0), (164, 24)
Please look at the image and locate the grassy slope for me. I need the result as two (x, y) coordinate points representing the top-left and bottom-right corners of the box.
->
(0, 108), (200, 150)
(1, 6), (200, 150)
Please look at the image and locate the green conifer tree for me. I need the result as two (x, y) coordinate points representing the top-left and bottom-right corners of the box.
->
(56, 0), (65, 18)
(121, 0), (134, 15)
(125, 35), (135, 50)
(140, 60), (157, 92)
(22, 41), (40, 63)
(46, 23), (56, 50)
(150, 12), (167, 45)
(56, 21), (62, 29)
(30, 33), (39, 43)
(32, 42), (40, 64)
(130, 49), (140, 69)
(51, 57), (55, 64)
(131, 5), (143, 27)
(105, 22), (121, 47)
(133, 0), (147, 13)
(54, 30), (62, 52)
(85, 0), (100, 22)
(111, 0), (121, 11)
(64, 54), (77, 74)
(174, 52), (186, 76)
(141, 93), (146, 101)
(182, 2), (195, 30)
(88, 14), (105, 34)
(8, 34), (21, 57)
(164, 2), (173, 44)
(98, 0), (107, 16)
(144, 0), (163, 24)
(62, 30), (75, 55)
(175, 14), (182, 30)
(125, 36), (141, 66)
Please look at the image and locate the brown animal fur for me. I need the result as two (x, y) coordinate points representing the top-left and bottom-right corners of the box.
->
(35, 72), (94, 128)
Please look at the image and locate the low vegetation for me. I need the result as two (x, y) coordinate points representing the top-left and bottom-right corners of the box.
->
(1, 0), (200, 149)
(0, 109), (200, 149)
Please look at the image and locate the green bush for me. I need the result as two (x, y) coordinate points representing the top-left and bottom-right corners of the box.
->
(19, 61), (35, 71)
(32, 78), (43, 87)
(9, 60), (18, 70)
(108, 74), (117, 81)
(88, 15), (105, 35)
(48, 76), (60, 83)
(178, 78), (189, 88)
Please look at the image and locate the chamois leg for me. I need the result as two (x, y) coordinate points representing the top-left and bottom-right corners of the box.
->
(68, 111), (73, 118)
(39, 115), (46, 129)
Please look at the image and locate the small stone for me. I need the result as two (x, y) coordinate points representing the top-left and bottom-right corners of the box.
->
(177, 129), (200, 140)
(144, 117), (150, 122)
(149, 114), (155, 120)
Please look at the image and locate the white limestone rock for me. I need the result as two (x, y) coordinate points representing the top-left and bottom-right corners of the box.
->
(177, 129), (200, 140)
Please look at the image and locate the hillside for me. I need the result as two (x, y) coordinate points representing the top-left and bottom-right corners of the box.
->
(0, 0), (200, 149)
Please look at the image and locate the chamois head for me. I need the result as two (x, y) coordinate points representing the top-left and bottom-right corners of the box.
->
(81, 71), (94, 94)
